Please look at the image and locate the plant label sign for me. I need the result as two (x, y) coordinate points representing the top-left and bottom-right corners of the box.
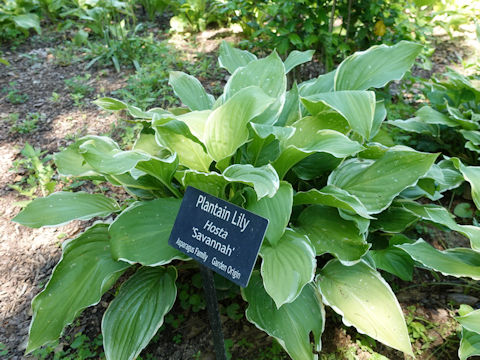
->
(168, 186), (268, 287)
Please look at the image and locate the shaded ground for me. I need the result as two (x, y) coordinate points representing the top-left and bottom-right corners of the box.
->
(0, 24), (479, 360)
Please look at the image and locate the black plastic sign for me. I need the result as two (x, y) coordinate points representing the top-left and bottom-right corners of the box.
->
(168, 186), (268, 287)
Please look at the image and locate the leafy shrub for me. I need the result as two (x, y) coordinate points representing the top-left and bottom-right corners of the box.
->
(13, 41), (480, 360)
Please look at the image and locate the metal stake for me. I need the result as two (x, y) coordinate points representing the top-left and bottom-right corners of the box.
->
(199, 265), (227, 360)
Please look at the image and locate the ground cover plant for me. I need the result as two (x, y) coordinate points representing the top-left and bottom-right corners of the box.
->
(10, 38), (480, 360)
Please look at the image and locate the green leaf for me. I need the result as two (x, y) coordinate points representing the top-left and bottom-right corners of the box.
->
(13, 192), (120, 228)
(223, 164), (279, 200)
(176, 110), (211, 143)
(276, 83), (301, 127)
(102, 267), (177, 360)
(218, 41), (257, 74)
(135, 153), (178, 188)
(370, 206), (419, 233)
(274, 117), (363, 178)
(260, 229), (316, 308)
(397, 239), (480, 280)
(318, 260), (413, 356)
(169, 71), (214, 111)
(224, 51), (285, 100)
(301, 91), (376, 139)
(387, 118), (440, 136)
(205, 87), (275, 162)
(399, 201), (480, 251)
(296, 205), (370, 264)
(294, 185), (372, 219)
(78, 136), (151, 175)
(334, 41), (422, 91)
(454, 203), (474, 218)
(371, 100), (387, 139)
(54, 142), (100, 177)
(109, 199), (188, 266)
(154, 123), (212, 172)
(13, 14), (41, 34)
(457, 308), (480, 333)
(370, 247), (414, 281)
(0, 57), (10, 66)
(26, 225), (129, 353)
(298, 71), (335, 97)
(329, 147), (438, 213)
(414, 106), (458, 127)
(459, 328), (480, 360)
(284, 50), (315, 74)
(248, 182), (292, 246)
(451, 158), (480, 210)
(244, 272), (324, 360)
(178, 170), (227, 199)
(93, 97), (127, 111)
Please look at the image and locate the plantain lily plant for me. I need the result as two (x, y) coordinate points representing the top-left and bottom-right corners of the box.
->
(13, 40), (480, 360)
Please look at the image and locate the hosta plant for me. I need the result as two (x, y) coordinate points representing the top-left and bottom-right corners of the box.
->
(13, 41), (480, 360)
(388, 67), (480, 164)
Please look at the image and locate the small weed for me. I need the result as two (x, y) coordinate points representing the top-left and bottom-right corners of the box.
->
(50, 91), (61, 103)
(225, 338), (234, 360)
(3, 82), (29, 104)
(0, 342), (9, 356)
(165, 313), (185, 329)
(65, 74), (94, 106)
(9, 142), (56, 199)
(8, 112), (44, 134)
(172, 333), (183, 344)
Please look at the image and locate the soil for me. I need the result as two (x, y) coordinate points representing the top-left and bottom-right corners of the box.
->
(0, 23), (479, 360)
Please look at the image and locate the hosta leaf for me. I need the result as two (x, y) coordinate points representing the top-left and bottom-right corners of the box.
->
(292, 153), (341, 181)
(274, 118), (363, 178)
(26, 225), (129, 353)
(387, 118), (440, 136)
(451, 158), (480, 210)
(260, 229), (316, 308)
(297, 205), (369, 264)
(109, 199), (188, 266)
(329, 147), (438, 213)
(294, 185), (372, 219)
(301, 91), (376, 139)
(218, 41), (257, 74)
(397, 239), (480, 280)
(224, 51), (285, 100)
(414, 106), (458, 127)
(169, 71), (214, 111)
(284, 50), (315, 74)
(54, 142), (100, 177)
(13, 14), (41, 33)
(399, 201), (480, 251)
(178, 170), (228, 199)
(223, 164), (279, 200)
(154, 123), (212, 172)
(78, 136), (150, 175)
(93, 97), (127, 111)
(334, 41), (422, 91)
(176, 110), (211, 143)
(13, 192), (120, 228)
(457, 308), (480, 333)
(102, 267), (177, 360)
(247, 182), (292, 246)
(370, 206), (419, 233)
(276, 83), (301, 127)
(298, 71), (335, 97)
(250, 123), (295, 141)
(371, 100), (387, 139)
(135, 154), (178, 188)
(370, 247), (414, 281)
(317, 260), (413, 356)
(204, 86), (275, 162)
(244, 271), (324, 360)
(459, 329), (480, 360)
(461, 130), (480, 146)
